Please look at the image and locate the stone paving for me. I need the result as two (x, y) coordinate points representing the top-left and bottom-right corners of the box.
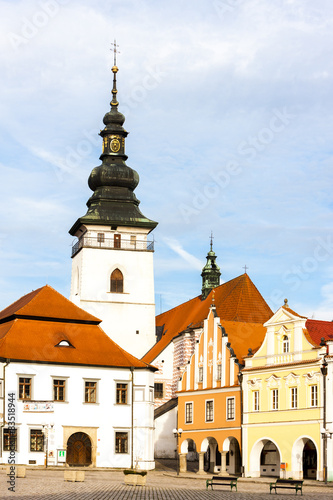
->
(1, 468), (333, 499)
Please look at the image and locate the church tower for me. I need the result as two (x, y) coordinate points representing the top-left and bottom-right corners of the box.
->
(201, 236), (221, 300)
(69, 52), (157, 358)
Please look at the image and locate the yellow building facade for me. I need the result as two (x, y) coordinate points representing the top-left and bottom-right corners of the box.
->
(242, 303), (325, 480)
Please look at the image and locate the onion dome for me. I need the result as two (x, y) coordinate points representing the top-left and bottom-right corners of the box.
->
(201, 235), (221, 300)
(69, 53), (157, 236)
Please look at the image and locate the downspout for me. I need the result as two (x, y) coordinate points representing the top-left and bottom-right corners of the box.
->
(1, 359), (10, 458)
(237, 367), (243, 476)
(130, 366), (134, 470)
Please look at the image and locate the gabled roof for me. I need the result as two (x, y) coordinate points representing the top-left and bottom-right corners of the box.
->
(0, 286), (154, 370)
(0, 285), (100, 324)
(306, 319), (333, 346)
(142, 274), (272, 363)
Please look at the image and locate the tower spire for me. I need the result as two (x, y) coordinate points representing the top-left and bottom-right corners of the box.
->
(201, 236), (221, 300)
(69, 47), (157, 236)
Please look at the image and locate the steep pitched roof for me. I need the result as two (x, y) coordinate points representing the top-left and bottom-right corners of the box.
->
(0, 285), (100, 324)
(142, 273), (272, 363)
(305, 319), (333, 346)
(0, 287), (154, 370)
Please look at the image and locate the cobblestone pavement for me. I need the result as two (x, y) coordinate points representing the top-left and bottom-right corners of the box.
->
(1, 469), (333, 499)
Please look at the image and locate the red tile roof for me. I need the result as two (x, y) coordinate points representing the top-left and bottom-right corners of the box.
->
(142, 274), (272, 363)
(306, 319), (333, 346)
(0, 286), (154, 369)
(0, 285), (100, 323)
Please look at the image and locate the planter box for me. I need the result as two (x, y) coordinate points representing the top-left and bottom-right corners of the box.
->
(64, 470), (85, 482)
(124, 473), (146, 486)
(6, 466), (26, 478)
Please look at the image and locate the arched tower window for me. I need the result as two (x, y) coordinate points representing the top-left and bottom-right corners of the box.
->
(110, 269), (123, 293)
(282, 335), (289, 353)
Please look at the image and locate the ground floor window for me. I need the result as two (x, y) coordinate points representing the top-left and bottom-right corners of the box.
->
(115, 432), (128, 454)
(3, 428), (17, 451)
(30, 429), (44, 452)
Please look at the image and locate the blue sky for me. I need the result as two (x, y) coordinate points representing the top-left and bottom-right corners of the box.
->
(1, 0), (333, 319)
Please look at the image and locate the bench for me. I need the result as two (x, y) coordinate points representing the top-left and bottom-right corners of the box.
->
(206, 476), (238, 491)
(269, 479), (303, 495)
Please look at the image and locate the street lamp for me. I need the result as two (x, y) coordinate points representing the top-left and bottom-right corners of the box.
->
(320, 359), (328, 483)
(173, 428), (183, 475)
(42, 423), (54, 468)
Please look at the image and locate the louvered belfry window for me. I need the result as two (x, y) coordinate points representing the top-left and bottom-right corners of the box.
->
(110, 269), (123, 293)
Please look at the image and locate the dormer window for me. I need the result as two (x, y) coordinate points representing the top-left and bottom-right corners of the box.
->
(55, 340), (73, 348)
(110, 269), (123, 293)
(282, 335), (289, 353)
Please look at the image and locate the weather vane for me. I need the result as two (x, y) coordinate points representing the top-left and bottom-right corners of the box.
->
(111, 39), (120, 66)
(210, 231), (214, 251)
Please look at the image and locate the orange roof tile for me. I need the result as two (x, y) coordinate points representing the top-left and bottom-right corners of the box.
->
(282, 305), (307, 319)
(306, 319), (333, 346)
(0, 287), (154, 370)
(0, 285), (100, 324)
(142, 274), (272, 363)
(220, 320), (267, 362)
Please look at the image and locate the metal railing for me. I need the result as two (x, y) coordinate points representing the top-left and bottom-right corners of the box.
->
(71, 236), (154, 257)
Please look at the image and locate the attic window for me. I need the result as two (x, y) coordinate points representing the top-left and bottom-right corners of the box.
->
(56, 340), (73, 348)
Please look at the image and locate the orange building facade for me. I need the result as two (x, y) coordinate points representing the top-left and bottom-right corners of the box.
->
(177, 304), (247, 474)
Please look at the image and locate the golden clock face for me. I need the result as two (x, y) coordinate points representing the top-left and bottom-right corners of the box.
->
(110, 138), (121, 153)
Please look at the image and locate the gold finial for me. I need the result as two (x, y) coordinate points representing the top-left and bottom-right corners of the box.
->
(284, 298), (288, 307)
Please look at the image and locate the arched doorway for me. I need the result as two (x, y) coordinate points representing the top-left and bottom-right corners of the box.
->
(66, 432), (92, 466)
(260, 441), (280, 477)
(302, 440), (317, 479)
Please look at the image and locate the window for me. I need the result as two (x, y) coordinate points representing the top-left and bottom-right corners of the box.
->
(185, 402), (193, 424)
(115, 432), (128, 453)
(154, 383), (163, 399)
(130, 235), (136, 248)
(282, 335), (289, 353)
(85, 381), (97, 403)
(291, 387), (297, 408)
(53, 379), (66, 401)
(114, 234), (121, 249)
(206, 400), (214, 422)
(116, 383), (128, 404)
(227, 397), (235, 420)
(272, 389), (278, 410)
(311, 385), (318, 407)
(19, 377), (31, 400)
(97, 232), (105, 243)
(253, 391), (259, 411)
(198, 367), (203, 383)
(3, 428), (17, 451)
(110, 268), (123, 293)
(217, 364), (222, 381)
(30, 430), (44, 452)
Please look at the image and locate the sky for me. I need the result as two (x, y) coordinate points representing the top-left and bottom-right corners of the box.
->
(1, 0), (333, 320)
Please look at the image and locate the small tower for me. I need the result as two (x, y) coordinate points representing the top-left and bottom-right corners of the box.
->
(201, 234), (221, 300)
(69, 46), (157, 358)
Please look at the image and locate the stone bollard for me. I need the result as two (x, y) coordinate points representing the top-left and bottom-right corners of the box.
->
(6, 465), (26, 478)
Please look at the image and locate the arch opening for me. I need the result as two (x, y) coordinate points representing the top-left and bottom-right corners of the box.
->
(66, 432), (92, 466)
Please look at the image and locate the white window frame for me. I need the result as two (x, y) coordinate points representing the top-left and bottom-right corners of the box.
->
(310, 385), (318, 407)
(83, 378), (99, 404)
(291, 387), (297, 409)
(282, 335), (289, 353)
(226, 397), (235, 421)
(205, 399), (214, 423)
(51, 376), (68, 403)
(253, 390), (259, 411)
(272, 389), (278, 410)
(185, 402), (193, 424)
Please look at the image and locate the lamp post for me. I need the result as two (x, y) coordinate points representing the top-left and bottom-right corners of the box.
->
(173, 428), (183, 475)
(42, 423), (54, 468)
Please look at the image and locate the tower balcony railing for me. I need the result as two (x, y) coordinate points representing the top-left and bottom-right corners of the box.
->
(71, 236), (154, 257)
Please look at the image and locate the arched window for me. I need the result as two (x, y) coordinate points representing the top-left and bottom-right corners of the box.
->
(282, 335), (289, 353)
(110, 269), (123, 293)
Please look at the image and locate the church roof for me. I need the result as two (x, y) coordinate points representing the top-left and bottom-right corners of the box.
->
(0, 286), (155, 370)
(142, 273), (272, 363)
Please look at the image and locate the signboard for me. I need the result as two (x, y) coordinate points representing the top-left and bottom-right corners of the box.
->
(23, 402), (54, 412)
(57, 449), (66, 464)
